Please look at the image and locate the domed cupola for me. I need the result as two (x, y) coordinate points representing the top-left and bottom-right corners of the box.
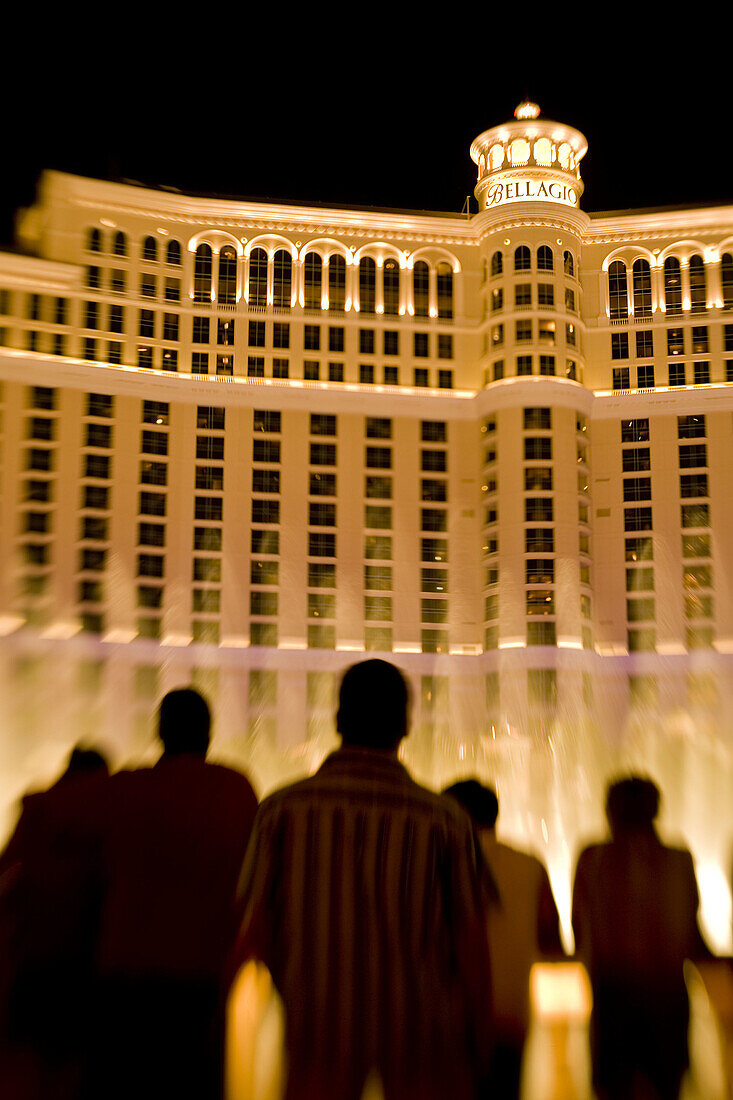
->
(470, 102), (588, 212)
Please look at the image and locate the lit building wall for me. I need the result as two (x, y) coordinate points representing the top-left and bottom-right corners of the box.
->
(0, 102), (732, 795)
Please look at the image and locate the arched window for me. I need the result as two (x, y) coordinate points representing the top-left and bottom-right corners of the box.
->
(142, 236), (158, 262)
(383, 259), (400, 316)
(87, 227), (102, 252)
(537, 246), (554, 272)
(413, 262), (429, 317)
(218, 246), (237, 304)
(249, 248), (268, 308)
(632, 259), (652, 317)
(689, 255), (706, 313)
(509, 138), (530, 166)
(489, 144), (504, 171)
(491, 251), (503, 276)
(113, 231), (127, 257)
(273, 250), (292, 308)
(534, 138), (552, 166)
(193, 244), (213, 303)
(722, 253), (733, 310)
(563, 250), (574, 277)
(328, 254), (346, 311)
(664, 257), (682, 314)
(608, 261), (629, 319)
(514, 246), (531, 272)
(166, 240), (181, 265)
(304, 252), (322, 310)
(436, 262), (453, 319)
(359, 257), (376, 314)
(557, 143), (572, 169)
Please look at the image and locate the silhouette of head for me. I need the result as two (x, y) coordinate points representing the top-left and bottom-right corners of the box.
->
(64, 746), (109, 779)
(158, 688), (211, 756)
(606, 776), (659, 834)
(443, 779), (499, 829)
(336, 660), (410, 751)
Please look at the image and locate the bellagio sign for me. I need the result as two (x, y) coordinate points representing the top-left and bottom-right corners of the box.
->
(485, 176), (579, 209)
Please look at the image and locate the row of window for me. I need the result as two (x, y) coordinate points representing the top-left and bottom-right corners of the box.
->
(488, 247), (575, 277)
(489, 284), (576, 313)
(611, 324), (733, 359)
(608, 255), (733, 318)
(490, 319), (575, 348)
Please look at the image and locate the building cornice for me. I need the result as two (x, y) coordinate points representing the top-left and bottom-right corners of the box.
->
(585, 204), (733, 245)
(41, 171), (479, 249)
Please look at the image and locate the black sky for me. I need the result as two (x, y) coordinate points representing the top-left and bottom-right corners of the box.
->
(2, 28), (730, 247)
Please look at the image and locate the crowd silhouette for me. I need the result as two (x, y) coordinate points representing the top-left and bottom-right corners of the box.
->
(0, 659), (717, 1100)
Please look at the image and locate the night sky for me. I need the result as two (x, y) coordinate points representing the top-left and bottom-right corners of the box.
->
(2, 30), (730, 248)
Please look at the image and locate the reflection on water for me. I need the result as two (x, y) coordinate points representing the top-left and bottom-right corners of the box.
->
(1, 644), (732, 956)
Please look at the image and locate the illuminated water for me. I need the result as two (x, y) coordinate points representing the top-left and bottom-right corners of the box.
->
(1, 641), (732, 957)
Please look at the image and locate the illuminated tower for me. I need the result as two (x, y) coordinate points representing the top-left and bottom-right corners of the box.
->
(470, 103), (592, 725)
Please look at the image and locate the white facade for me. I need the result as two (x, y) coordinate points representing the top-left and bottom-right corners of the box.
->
(2, 107), (733, 937)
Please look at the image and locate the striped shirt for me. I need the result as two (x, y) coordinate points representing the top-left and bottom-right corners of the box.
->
(234, 747), (495, 1100)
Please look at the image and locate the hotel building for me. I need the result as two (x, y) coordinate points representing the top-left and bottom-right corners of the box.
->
(1, 101), (733, 826)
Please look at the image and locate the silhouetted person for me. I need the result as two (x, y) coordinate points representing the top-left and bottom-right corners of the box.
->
(444, 779), (563, 1100)
(233, 659), (496, 1100)
(572, 776), (708, 1100)
(0, 745), (109, 1100)
(85, 688), (257, 1100)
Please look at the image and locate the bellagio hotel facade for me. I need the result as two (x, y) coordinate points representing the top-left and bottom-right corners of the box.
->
(2, 102), (733, 784)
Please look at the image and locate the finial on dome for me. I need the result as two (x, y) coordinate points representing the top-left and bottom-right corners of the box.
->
(515, 101), (540, 120)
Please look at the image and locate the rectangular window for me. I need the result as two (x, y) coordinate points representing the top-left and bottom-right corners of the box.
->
(308, 563), (335, 587)
(637, 364), (655, 387)
(421, 479), (447, 502)
(635, 330), (654, 357)
(192, 317), (210, 343)
(252, 469), (279, 494)
(611, 333), (629, 359)
(141, 430), (168, 455)
(693, 361), (710, 384)
(309, 472), (336, 496)
(310, 414), (337, 436)
(365, 535), (392, 560)
(612, 367), (630, 390)
(364, 595), (392, 620)
(308, 533), (336, 557)
(250, 591), (278, 616)
(682, 534), (711, 558)
(253, 440), (281, 463)
(309, 502), (336, 526)
(365, 505), (392, 529)
(526, 558), (554, 584)
(681, 503), (710, 528)
(621, 418), (650, 443)
(667, 328), (684, 355)
(625, 537), (653, 562)
(679, 444), (707, 468)
(304, 324), (320, 351)
(626, 567), (654, 591)
(248, 320), (265, 347)
(525, 528), (555, 553)
(525, 497), (554, 521)
(523, 407), (551, 431)
(252, 500), (279, 524)
(194, 497), (223, 521)
(622, 448), (650, 472)
(192, 352), (209, 374)
(364, 566), (392, 590)
(359, 363), (375, 384)
(310, 443), (336, 466)
(247, 357), (265, 377)
(140, 460), (167, 485)
(250, 561), (279, 585)
(669, 362), (686, 386)
(524, 437), (552, 461)
(413, 333), (429, 357)
(251, 529), (279, 554)
(273, 322), (290, 348)
(84, 454), (111, 479)
(516, 356), (533, 376)
(138, 522), (165, 547)
(139, 491), (166, 516)
(421, 508), (447, 532)
(365, 446), (391, 469)
(366, 417), (392, 439)
(623, 477), (652, 502)
(680, 474), (708, 497)
(194, 527), (222, 552)
(624, 507), (653, 531)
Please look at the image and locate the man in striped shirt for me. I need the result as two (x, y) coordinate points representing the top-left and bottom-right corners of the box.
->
(233, 659), (495, 1100)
